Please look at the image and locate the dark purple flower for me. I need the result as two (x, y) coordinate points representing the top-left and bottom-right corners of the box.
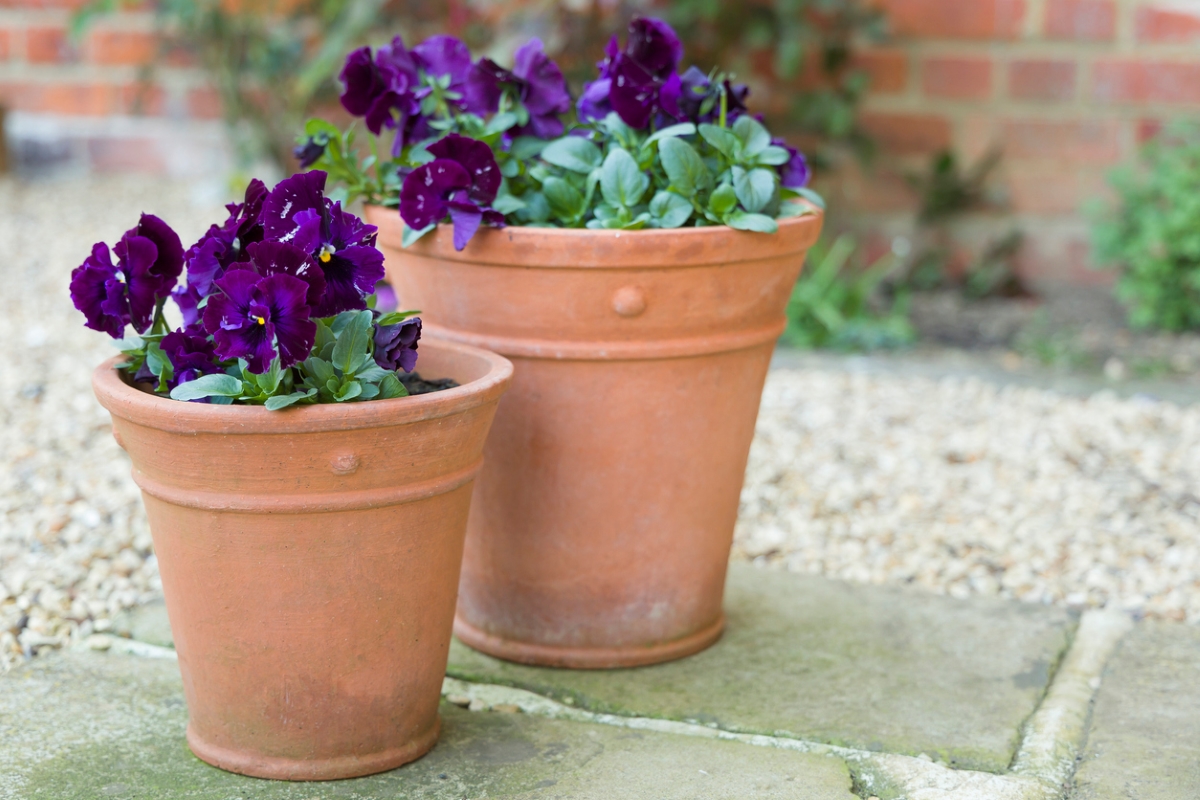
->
(374, 316), (421, 373)
(234, 240), (327, 310)
(413, 35), (473, 93)
(577, 35), (619, 122)
(399, 134), (504, 251)
(466, 39), (571, 139)
(293, 136), (327, 168)
(585, 17), (685, 129)
(178, 178), (268, 304)
(373, 281), (398, 314)
(262, 170), (385, 317)
(339, 39), (424, 155)
(161, 325), (221, 389)
(202, 270), (316, 373)
(70, 214), (184, 338)
(625, 17), (682, 79)
(678, 67), (749, 124)
(774, 137), (811, 188)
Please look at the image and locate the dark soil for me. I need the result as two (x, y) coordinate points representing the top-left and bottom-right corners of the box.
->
(400, 372), (460, 395)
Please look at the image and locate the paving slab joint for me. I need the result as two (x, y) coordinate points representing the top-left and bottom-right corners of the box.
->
(441, 609), (1133, 800)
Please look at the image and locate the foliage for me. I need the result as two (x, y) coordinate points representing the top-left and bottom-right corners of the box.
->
(782, 234), (914, 350)
(1093, 122), (1200, 332)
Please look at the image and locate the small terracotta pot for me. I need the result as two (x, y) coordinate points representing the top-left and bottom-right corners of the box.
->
(369, 206), (823, 669)
(92, 339), (512, 780)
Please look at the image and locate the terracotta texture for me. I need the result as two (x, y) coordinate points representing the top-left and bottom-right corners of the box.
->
(91, 339), (512, 780)
(370, 206), (824, 669)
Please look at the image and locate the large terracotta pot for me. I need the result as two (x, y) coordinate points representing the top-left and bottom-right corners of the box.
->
(92, 339), (512, 780)
(369, 206), (823, 669)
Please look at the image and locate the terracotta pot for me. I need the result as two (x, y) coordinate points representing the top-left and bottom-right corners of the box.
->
(369, 206), (823, 669)
(92, 339), (512, 780)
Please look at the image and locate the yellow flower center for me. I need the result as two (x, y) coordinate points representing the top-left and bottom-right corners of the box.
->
(256, 316), (266, 325)
(318, 245), (335, 263)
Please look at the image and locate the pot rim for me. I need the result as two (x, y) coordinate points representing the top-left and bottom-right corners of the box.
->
(92, 336), (513, 435)
(365, 201), (823, 269)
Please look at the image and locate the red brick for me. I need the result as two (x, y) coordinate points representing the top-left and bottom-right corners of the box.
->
(855, 49), (909, 94)
(1044, 0), (1116, 40)
(877, 0), (1027, 39)
(26, 25), (74, 63)
(1137, 118), (1165, 143)
(88, 136), (167, 173)
(1136, 5), (1200, 43)
(922, 56), (993, 99)
(0, 29), (12, 61)
(1006, 164), (1111, 214)
(1092, 60), (1200, 105)
(1008, 60), (1077, 101)
(4, 81), (164, 116)
(859, 111), (953, 155)
(187, 86), (223, 119)
(88, 29), (156, 66)
(1001, 119), (1121, 164)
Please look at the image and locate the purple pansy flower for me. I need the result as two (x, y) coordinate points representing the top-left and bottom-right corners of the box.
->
(678, 66), (749, 124)
(202, 270), (316, 374)
(413, 35), (473, 99)
(293, 136), (326, 169)
(339, 39), (424, 156)
(399, 134), (504, 251)
(773, 137), (811, 188)
(374, 316), (422, 373)
(230, 240), (328, 310)
(69, 214), (184, 338)
(160, 325), (221, 389)
(581, 17), (685, 129)
(373, 281), (398, 314)
(466, 39), (571, 139)
(577, 35), (620, 122)
(261, 170), (385, 317)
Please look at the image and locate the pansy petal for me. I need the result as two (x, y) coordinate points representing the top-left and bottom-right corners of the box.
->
(134, 213), (184, 291)
(258, 273), (316, 370)
(626, 17), (683, 77)
(448, 203), (483, 252)
(310, 246), (384, 317)
(247, 240), (326, 309)
(289, 208), (324, 255)
(69, 242), (126, 338)
(513, 39), (571, 117)
(262, 171), (328, 243)
(339, 47), (381, 116)
(413, 35), (472, 85)
(427, 134), (501, 204)
(116, 234), (161, 332)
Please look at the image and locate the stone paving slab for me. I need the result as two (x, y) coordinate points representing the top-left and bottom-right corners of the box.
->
(1070, 621), (1200, 799)
(448, 563), (1078, 773)
(0, 650), (857, 800)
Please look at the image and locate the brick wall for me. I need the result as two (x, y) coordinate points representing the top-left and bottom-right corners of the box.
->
(0, 1), (230, 177)
(2, 0), (1198, 284)
(840, 0), (1200, 285)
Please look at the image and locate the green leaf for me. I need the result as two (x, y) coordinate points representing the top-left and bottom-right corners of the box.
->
(402, 223), (436, 248)
(543, 176), (586, 220)
(733, 167), (778, 214)
(733, 116), (772, 157)
(334, 381), (363, 402)
(375, 309), (421, 326)
(644, 123), (697, 148)
(793, 186), (827, 211)
(257, 358), (283, 395)
(698, 124), (741, 160)
(658, 137), (712, 197)
(331, 309), (373, 374)
(170, 374), (244, 402)
(600, 148), (650, 208)
(358, 382), (381, 400)
(755, 145), (792, 166)
(144, 341), (173, 392)
(709, 183), (738, 216)
(510, 136), (549, 161)
(541, 136), (603, 174)
(649, 191), (694, 229)
(492, 194), (526, 215)
(357, 364), (390, 383)
(303, 118), (342, 139)
(265, 389), (317, 411)
(726, 211), (779, 233)
(379, 373), (409, 399)
(302, 356), (336, 384)
(484, 112), (519, 135)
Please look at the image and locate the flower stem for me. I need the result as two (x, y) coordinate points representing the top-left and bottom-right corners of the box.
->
(719, 84), (728, 128)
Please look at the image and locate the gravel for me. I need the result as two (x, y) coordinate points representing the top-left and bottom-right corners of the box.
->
(735, 370), (1200, 624)
(2, 177), (1198, 672)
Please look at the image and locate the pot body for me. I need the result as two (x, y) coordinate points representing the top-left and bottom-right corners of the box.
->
(92, 340), (511, 780)
(370, 207), (823, 668)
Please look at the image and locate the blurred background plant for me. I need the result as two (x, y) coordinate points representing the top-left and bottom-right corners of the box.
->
(1092, 121), (1200, 332)
(72, 0), (886, 173)
(783, 233), (915, 351)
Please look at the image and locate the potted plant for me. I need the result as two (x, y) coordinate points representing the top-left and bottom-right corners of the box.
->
(72, 173), (512, 779)
(299, 19), (824, 669)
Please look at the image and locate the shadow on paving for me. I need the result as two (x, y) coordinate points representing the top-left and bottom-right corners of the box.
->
(448, 563), (1077, 773)
(0, 650), (855, 800)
